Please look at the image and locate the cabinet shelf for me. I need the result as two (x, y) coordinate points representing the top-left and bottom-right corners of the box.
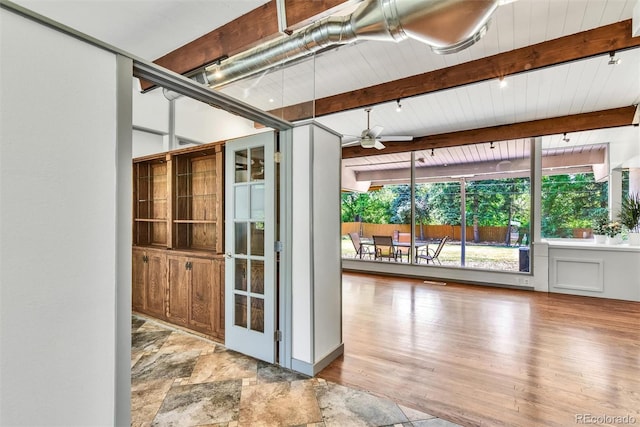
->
(176, 194), (216, 199)
(137, 198), (169, 202)
(176, 171), (215, 177)
(135, 218), (168, 222)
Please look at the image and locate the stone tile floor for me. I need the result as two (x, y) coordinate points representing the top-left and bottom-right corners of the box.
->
(132, 315), (461, 427)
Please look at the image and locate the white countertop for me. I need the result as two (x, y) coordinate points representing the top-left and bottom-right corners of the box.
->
(543, 238), (640, 252)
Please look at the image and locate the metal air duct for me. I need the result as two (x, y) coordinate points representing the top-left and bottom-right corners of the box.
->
(200, 0), (500, 89)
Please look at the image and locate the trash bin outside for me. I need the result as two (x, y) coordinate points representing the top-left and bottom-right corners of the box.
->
(519, 247), (530, 272)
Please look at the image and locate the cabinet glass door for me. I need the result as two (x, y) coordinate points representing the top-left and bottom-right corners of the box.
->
(225, 132), (275, 363)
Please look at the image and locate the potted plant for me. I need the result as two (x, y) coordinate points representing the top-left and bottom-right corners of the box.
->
(604, 221), (622, 244)
(591, 212), (608, 244)
(618, 193), (640, 245)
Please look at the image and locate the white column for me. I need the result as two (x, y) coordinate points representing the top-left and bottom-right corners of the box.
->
(115, 54), (133, 427)
(629, 168), (640, 195)
(609, 169), (623, 217)
(288, 122), (343, 376)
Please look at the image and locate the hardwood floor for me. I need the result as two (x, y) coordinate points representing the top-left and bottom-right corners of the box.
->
(318, 273), (640, 427)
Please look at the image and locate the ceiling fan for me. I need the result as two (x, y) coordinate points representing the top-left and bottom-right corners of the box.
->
(341, 108), (413, 150)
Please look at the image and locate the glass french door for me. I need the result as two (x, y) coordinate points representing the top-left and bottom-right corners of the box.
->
(225, 132), (275, 363)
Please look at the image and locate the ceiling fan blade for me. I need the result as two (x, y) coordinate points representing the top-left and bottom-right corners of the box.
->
(341, 140), (361, 147)
(374, 140), (386, 150)
(379, 135), (413, 142)
(369, 125), (384, 138)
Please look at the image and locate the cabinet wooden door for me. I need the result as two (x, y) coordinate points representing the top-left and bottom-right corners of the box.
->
(145, 252), (167, 318)
(167, 255), (189, 326)
(189, 258), (215, 332)
(213, 258), (225, 338)
(132, 249), (146, 312)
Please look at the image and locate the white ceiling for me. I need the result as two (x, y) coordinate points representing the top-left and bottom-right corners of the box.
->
(14, 0), (270, 60)
(12, 0), (640, 171)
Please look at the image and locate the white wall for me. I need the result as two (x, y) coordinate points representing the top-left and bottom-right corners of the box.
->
(1, 10), (121, 426)
(132, 129), (165, 158)
(133, 81), (169, 134)
(175, 96), (264, 144)
(131, 81), (266, 157)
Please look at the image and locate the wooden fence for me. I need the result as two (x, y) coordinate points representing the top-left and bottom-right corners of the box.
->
(342, 222), (511, 243)
(342, 223), (595, 242)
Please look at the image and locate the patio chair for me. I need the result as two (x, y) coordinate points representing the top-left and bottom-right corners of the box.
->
(373, 235), (400, 261)
(349, 232), (373, 259)
(417, 235), (449, 265)
(396, 232), (411, 262)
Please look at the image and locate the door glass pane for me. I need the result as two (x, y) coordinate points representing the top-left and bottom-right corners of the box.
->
(235, 149), (248, 183)
(235, 259), (247, 291)
(235, 222), (248, 255)
(234, 295), (247, 328)
(250, 222), (265, 256)
(251, 184), (265, 219)
(250, 147), (265, 181)
(250, 260), (264, 295)
(235, 185), (249, 219)
(250, 297), (264, 332)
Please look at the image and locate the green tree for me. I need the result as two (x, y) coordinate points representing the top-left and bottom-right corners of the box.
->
(414, 185), (430, 239)
(389, 185), (411, 224)
(387, 185), (431, 238)
(464, 179), (530, 244)
(541, 173), (607, 237)
(425, 182), (461, 225)
(341, 187), (395, 224)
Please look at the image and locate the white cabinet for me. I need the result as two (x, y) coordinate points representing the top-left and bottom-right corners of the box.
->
(548, 241), (640, 301)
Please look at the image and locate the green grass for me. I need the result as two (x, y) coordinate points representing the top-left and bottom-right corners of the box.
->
(342, 237), (523, 271)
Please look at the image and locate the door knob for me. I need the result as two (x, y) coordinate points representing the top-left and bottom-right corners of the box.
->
(225, 252), (233, 259)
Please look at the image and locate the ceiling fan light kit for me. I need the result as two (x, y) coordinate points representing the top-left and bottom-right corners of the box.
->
(342, 107), (413, 150)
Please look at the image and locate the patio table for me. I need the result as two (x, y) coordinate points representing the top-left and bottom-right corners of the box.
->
(359, 238), (428, 262)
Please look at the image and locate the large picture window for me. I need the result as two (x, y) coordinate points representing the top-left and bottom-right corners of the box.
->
(540, 143), (609, 239)
(341, 153), (411, 261)
(342, 141), (531, 273)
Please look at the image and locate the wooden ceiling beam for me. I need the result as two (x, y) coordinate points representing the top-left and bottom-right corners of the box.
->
(140, 0), (348, 91)
(276, 19), (640, 121)
(342, 106), (637, 159)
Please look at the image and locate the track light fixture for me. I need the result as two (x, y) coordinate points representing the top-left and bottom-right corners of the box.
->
(396, 99), (402, 112)
(608, 51), (621, 65)
(490, 142), (495, 149)
(430, 148), (435, 157)
(562, 132), (570, 143)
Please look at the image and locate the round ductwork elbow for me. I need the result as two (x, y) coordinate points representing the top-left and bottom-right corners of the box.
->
(378, 0), (500, 54)
(202, 0), (500, 88)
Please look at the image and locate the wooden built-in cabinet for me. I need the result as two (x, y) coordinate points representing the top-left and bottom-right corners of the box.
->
(167, 254), (225, 339)
(132, 247), (167, 318)
(132, 142), (225, 341)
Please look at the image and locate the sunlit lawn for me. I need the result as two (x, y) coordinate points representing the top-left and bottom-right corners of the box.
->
(341, 237), (523, 271)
